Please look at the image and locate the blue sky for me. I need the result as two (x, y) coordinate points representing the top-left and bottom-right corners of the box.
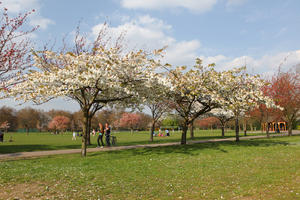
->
(1, 0), (300, 111)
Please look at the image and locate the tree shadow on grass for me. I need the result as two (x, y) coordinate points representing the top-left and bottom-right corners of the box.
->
(0, 144), (81, 154)
(89, 139), (291, 158)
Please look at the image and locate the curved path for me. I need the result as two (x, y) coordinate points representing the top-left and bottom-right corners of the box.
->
(1, 131), (299, 161)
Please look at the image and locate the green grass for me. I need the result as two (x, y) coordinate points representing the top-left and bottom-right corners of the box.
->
(0, 135), (300, 199)
(0, 129), (267, 154)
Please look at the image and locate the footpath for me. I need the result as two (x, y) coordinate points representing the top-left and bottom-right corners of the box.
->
(1, 131), (300, 161)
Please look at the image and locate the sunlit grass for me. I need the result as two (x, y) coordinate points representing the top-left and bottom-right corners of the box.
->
(0, 129), (267, 153)
(0, 135), (299, 199)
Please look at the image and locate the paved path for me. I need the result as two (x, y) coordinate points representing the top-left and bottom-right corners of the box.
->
(1, 131), (299, 161)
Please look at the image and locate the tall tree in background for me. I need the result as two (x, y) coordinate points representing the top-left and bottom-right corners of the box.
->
(0, 2), (37, 90)
(265, 70), (300, 136)
(0, 106), (17, 131)
(17, 107), (39, 135)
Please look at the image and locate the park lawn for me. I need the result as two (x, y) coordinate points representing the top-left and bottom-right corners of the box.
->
(0, 136), (300, 199)
(0, 129), (263, 154)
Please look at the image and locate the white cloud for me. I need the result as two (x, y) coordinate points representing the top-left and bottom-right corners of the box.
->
(0, 0), (38, 13)
(0, 0), (54, 30)
(92, 15), (200, 66)
(200, 50), (300, 76)
(29, 16), (55, 30)
(120, 0), (218, 13)
(91, 15), (300, 75)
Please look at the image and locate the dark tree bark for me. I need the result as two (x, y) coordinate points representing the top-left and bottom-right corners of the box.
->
(287, 120), (292, 136)
(266, 122), (270, 138)
(243, 118), (247, 136)
(221, 125), (225, 137)
(87, 117), (91, 145)
(81, 109), (89, 157)
(189, 121), (194, 139)
(181, 122), (188, 144)
(150, 120), (155, 142)
(235, 117), (239, 142)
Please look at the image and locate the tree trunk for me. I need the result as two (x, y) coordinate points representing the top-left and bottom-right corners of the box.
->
(181, 123), (188, 145)
(266, 122), (270, 138)
(131, 128), (133, 134)
(150, 121), (155, 142)
(81, 111), (89, 157)
(86, 117), (91, 145)
(221, 125), (225, 137)
(26, 126), (29, 135)
(288, 120), (292, 136)
(235, 117), (239, 142)
(190, 121), (194, 139)
(243, 118), (247, 136)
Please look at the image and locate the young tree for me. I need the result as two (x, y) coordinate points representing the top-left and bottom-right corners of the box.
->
(210, 109), (234, 137)
(265, 70), (300, 136)
(6, 26), (162, 156)
(0, 3), (37, 90)
(48, 115), (70, 133)
(147, 102), (170, 141)
(143, 71), (171, 141)
(119, 113), (142, 133)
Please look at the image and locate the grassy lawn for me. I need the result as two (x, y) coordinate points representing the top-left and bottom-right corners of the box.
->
(0, 129), (266, 154)
(0, 135), (300, 199)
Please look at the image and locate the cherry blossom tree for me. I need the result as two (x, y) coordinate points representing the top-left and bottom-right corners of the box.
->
(6, 26), (162, 156)
(216, 67), (278, 141)
(48, 115), (70, 133)
(119, 112), (142, 133)
(0, 2), (37, 90)
(164, 59), (221, 144)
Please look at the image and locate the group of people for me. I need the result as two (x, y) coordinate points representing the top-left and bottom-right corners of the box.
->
(96, 123), (111, 148)
(153, 129), (170, 137)
(71, 123), (111, 148)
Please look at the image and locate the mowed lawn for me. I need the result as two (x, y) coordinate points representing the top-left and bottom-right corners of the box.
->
(0, 129), (264, 154)
(1, 135), (300, 199)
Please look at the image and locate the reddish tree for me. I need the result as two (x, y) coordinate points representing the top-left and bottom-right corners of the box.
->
(265, 70), (300, 136)
(195, 117), (220, 130)
(0, 3), (38, 90)
(48, 116), (70, 134)
(118, 113), (142, 133)
(0, 120), (9, 131)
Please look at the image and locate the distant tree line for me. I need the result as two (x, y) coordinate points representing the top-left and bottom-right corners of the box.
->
(0, 107), (154, 134)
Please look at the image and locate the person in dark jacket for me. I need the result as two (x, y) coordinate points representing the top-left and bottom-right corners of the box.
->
(105, 123), (111, 147)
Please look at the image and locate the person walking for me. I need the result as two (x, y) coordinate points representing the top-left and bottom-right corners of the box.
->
(105, 123), (111, 147)
(166, 129), (170, 136)
(97, 123), (104, 148)
(72, 131), (76, 140)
